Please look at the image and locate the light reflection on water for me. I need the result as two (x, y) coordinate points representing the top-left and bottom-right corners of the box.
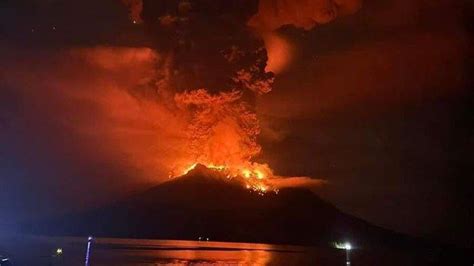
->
(1, 234), (448, 265)
(4, 236), (328, 266)
(89, 238), (310, 265)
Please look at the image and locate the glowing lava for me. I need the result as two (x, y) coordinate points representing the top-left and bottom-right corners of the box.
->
(175, 162), (274, 194)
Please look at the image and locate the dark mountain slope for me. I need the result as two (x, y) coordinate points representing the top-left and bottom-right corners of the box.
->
(31, 165), (423, 248)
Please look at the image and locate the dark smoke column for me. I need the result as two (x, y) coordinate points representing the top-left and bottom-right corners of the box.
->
(141, 0), (273, 94)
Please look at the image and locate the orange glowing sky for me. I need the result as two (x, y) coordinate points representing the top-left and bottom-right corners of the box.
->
(0, 0), (472, 245)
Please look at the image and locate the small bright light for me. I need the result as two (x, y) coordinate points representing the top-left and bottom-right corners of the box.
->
(333, 241), (353, 250)
(56, 248), (63, 255)
(88, 236), (93, 241)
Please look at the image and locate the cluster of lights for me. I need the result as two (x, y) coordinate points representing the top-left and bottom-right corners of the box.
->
(246, 183), (269, 195)
(334, 241), (352, 250)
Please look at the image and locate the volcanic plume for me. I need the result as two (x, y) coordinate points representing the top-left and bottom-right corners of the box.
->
(0, 0), (364, 207)
(249, 0), (362, 31)
(117, 0), (362, 191)
(120, 0), (275, 191)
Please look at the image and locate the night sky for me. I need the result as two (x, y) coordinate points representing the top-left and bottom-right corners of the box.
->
(1, 0), (473, 246)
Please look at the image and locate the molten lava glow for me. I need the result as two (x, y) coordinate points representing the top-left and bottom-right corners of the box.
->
(181, 163), (227, 176)
(182, 163), (198, 176)
(176, 162), (274, 194)
(242, 169), (252, 178)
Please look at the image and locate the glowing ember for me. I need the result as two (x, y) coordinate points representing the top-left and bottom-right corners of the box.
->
(242, 169), (252, 178)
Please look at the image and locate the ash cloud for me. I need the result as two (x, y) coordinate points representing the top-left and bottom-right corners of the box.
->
(248, 0), (362, 31)
(116, 0), (367, 186)
(118, 0), (277, 178)
(174, 89), (261, 168)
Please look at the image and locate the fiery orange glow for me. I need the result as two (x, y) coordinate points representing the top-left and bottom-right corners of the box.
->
(2, 40), (327, 195)
(174, 162), (274, 194)
(108, 1), (332, 195)
(262, 32), (294, 74)
(181, 163), (226, 176)
(168, 88), (280, 193)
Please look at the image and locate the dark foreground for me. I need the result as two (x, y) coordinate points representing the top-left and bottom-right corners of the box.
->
(1, 234), (472, 266)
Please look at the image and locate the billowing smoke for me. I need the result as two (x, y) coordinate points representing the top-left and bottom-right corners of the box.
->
(123, 0), (275, 179)
(248, 0), (362, 74)
(3, 0), (361, 202)
(115, 0), (358, 187)
(175, 89), (261, 167)
(248, 0), (362, 31)
(123, 0), (362, 74)
(0, 0), (361, 215)
(124, 0), (362, 31)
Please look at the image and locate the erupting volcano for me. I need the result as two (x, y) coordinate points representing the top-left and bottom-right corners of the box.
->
(128, 1), (276, 191)
(124, 0), (363, 194)
(2, 0), (473, 264)
(120, 1), (312, 194)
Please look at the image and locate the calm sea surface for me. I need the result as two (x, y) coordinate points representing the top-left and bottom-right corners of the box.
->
(0, 235), (431, 265)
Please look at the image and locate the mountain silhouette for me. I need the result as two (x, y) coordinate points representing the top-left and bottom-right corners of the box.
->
(30, 165), (427, 248)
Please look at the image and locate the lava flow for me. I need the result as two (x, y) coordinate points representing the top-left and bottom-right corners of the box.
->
(177, 162), (275, 195)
